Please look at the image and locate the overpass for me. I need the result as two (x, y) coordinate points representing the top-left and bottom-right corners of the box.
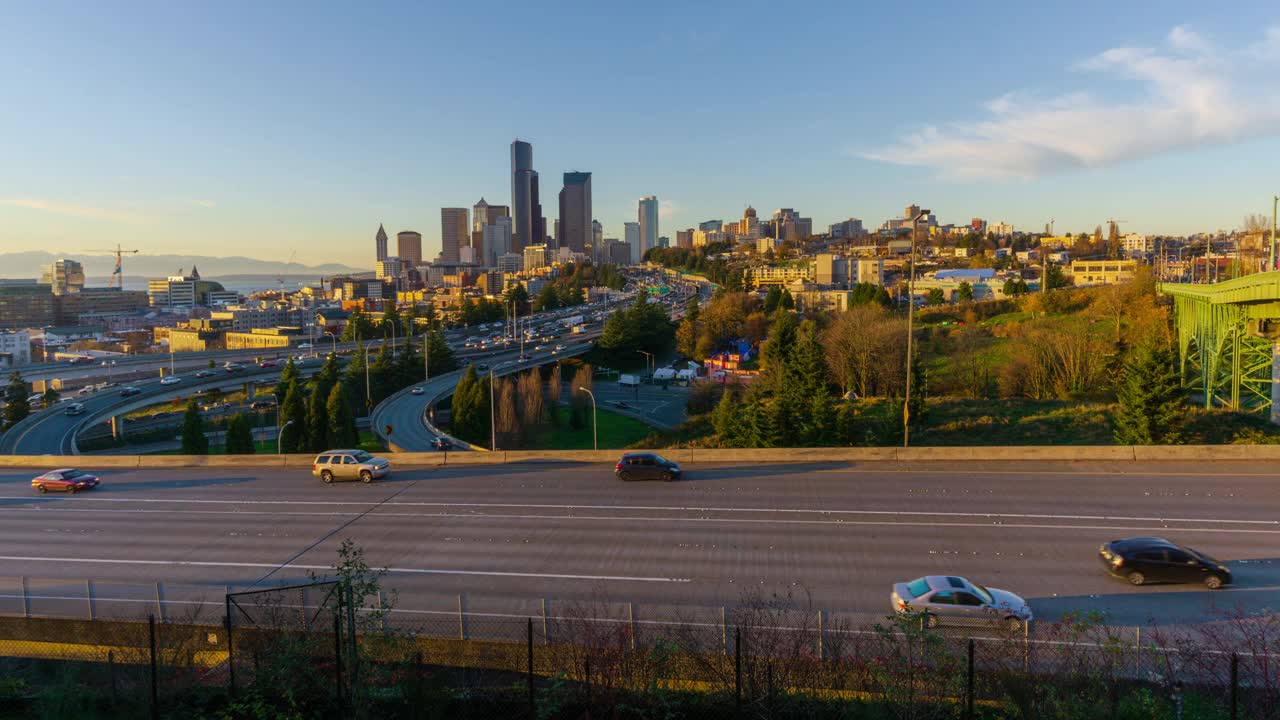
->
(1161, 271), (1280, 420)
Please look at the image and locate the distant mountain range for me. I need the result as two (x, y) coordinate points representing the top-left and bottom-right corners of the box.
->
(0, 251), (367, 281)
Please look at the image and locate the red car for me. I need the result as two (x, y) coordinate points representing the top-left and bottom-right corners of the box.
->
(32, 469), (100, 493)
(258, 360), (279, 368)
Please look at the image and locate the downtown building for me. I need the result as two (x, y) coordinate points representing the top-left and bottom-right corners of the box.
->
(638, 196), (658, 263)
(397, 231), (423, 266)
(510, 140), (543, 254)
(558, 172), (592, 256)
(440, 208), (469, 263)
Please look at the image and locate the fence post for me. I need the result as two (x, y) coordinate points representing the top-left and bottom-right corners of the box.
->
(767, 663), (774, 719)
(86, 579), (94, 620)
(966, 638), (975, 720)
(721, 606), (728, 656)
(541, 597), (549, 645)
(301, 586), (309, 630)
(734, 627), (742, 712)
(225, 596), (236, 696)
(457, 593), (465, 640)
(1230, 653), (1238, 720)
(108, 649), (118, 707)
(527, 618), (536, 718)
(345, 586), (358, 693)
(817, 609), (824, 660)
(20, 576), (29, 618)
(154, 580), (165, 623)
(379, 591), (388, 633)
(584, 656), (591, 708)
(333, 611), (344, 715)
(148, 614), (159, 720)
(628, 602), (636, 651)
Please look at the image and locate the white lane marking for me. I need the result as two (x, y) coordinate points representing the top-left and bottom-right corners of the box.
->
(2, 507), (1278, 534)
(0, 496), (1273, 526)
(0, 555), (690, 583)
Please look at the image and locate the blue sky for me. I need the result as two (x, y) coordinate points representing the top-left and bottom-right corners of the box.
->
(2, 1), (1278, 269)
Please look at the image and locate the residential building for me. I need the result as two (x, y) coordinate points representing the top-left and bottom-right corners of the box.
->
(757, 237), (777, 254)
(477, 272), (505, 296)
(1071, 260), (1138, 285)
(693, 229), (723, 248)
(856, 258), (884, 286)
(558, 171), (592, 254)
(482, 216), (513, 268)
(41, 259), (85, 295)
(814, 254), (846, 285)
(0, 280), (55, 329)
(210, 305), (307, 333)
(638, 196), (659, 262)
(624, 222), (642, 264)
(440, 208), (469, 263)
(0, 331), (31, 367)
(224, 326), (305, 350)
(511, 139), (541, 253)
(1122, 234), (1154, 255)
(524, 244), (549, 272)
(989, 221), (1014, 237)
(55, 288), (148, 325)
(375, 224), (388, 262)
(676, 229), (694, 249)
(829, 218), (866, 238)
(397, 231), (423, 266)
(746, 264), (813, 287)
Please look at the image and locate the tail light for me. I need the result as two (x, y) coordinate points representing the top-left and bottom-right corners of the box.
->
(615, 464), (623, 471)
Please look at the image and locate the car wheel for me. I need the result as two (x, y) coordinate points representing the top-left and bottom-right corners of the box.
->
(661, 471), (674, 482)
(924, 613), (939, 629)
(360, 470), (373, 484)
(1127, 571), (1145, 586)
(36, 485), (46, 493)
(1204, 575), (1224, 590)
(321, 470), (334, 484)
(619, 471), (632, 482)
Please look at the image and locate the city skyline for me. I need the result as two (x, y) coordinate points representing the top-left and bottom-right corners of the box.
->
(2, 3), (1279, 267)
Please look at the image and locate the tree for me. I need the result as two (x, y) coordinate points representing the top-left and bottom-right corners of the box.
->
(712, 387), (740, 444)
(326, 383), (358, 448)
(1003, 278), (1030, 296)
(906, 356), (928, 431)
(1043, 263), (1068, 291)
(451, 365), (490, 446)
(307, 386), (331, 453)
(503, 283), (530, 317)
(925, 288), (945, 306)
(42, 386), (59, 408)
(763, 286), (782, 314)
(824, 305), (906, 400)
(424, 328), (457, 376)
(342, 343), (368, 410)
(224, 414), (255, 454)
(957, 281), (974, 302)
(274, 357), (300, 402)
(779, 288), (794, 311)
(546, 364), (563, 419)
(3, 372), (30, 429)
(181, 398), (209, 455)
(279, 380), (308, 453)
(380, 301), (401, 339)
(1113, 343), (1184, 445)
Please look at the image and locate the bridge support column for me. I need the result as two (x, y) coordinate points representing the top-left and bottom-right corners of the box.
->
(1272, 343), (1280, 425)
(111, 415), (124, 441)
(246, 383), (255, 401)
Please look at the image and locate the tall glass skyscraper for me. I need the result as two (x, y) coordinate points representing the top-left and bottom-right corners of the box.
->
(510, 140), (540, 253)
(558, 171), (592, 255)
(638, 196), (659, 263)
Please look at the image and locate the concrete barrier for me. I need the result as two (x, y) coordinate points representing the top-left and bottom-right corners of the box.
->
(3, 444), (1280, 469)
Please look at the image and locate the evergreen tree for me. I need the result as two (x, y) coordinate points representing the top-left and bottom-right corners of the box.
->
(503, 283), (530, 316)
(1044, 263), (1068, 291)
(279, 379), (308, 453)
(401, 302), (419, 338)
(181, 398), (209, 455)
(225, 414), (255, 454)
(394, 336), (420, 388)
(422, 301), (440, 330)
(381, 301), (401, 339)
(307, 387), (331, 453)
(2, 372), (29, 430)
(685, 295), (701, 323)
(424, 328), (457, 375)
(758, 311), (799, 394)
(451, 365), (488, 444)
(342, 343), (368, 409)
(534, 283), (560, 312)
(779, 288), (794, 310)
(957, 281), (974, 302)
(327, 383), (358, 448)
(806, 394), (836, 446)
(1113, 343), (1184, 445)
(274, 357), (300, 402)
(763, 286), (782, 314)
(42, 387), (60, 407)
(926, 288), (945, 305)
(370, 342), (394, 404)
(712, 388), (740, 445)
(906, 357), (928, 431)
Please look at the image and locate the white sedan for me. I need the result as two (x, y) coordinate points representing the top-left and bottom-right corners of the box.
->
(410, 387), (425, 396)
(160, 376), (182, 386)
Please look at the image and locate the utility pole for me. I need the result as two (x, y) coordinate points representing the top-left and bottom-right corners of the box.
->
(489, 369), (497, 451)
(903, 209), (929, 448)
(1272, 195), (1277, 273)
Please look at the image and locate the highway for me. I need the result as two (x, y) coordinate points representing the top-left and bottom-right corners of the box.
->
(0, 460), (1275, 630)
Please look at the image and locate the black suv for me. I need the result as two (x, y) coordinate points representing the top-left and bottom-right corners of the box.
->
(615, 453), (682, 482)
(1099, 537), (1231, 589)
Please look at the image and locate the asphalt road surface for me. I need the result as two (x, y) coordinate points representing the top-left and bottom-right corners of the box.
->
(0, 460), (1275, 632)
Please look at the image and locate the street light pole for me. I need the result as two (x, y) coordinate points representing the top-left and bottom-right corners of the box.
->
(489, 369), (497, 451)
(277, 419), (294, 455)
(1272, 195), (1277, 273)
(324, 331), (337, 357)
(903, 209), (930, 449)
(579, 386), (597, 450)
(364, 343), (374, 412)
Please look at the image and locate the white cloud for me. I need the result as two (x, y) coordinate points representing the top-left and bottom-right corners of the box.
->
(659, 200), (679, 220)
(191, 199), (217, 208)
(862, 26), (1280, 180)
(3, 198), (154, 224)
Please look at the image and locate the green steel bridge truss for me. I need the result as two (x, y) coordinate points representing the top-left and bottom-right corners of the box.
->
(1161, 272), (1280, 414)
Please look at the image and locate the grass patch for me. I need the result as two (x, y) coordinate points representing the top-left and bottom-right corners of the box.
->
(529, 406), (655, 450)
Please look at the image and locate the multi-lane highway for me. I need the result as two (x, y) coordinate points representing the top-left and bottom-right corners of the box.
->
(0, 460), (1275, 629)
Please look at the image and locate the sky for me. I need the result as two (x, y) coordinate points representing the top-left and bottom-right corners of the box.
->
(2, 1), (1279, 270)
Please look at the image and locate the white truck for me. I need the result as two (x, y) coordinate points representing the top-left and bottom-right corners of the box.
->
(619, 374), (641, 387)
(561, 314), (584, 327)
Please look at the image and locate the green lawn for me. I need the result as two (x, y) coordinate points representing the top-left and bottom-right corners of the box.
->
(529, 406), (655, 450)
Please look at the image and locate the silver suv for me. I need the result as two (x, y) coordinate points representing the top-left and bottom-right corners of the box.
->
(312, 449), (391, 484)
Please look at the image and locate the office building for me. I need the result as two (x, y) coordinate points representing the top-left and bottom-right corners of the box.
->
(0, 331), (31, 366)
(624, 222), (641, 264)
(738, 206), (761, 240)
(375, 224), (388, 262)
(524, 244), (549, 272)
(659, 236), (669, 248)
(511, 140), (542, 253)
(440, 208), (469, 263)
(225, 326), (305, 350)
(497, 253), (522, 275)
(1071, 260), (1137, 285)
(829, 218), (865, 238)
(693, 229), (723, 247)
(676, 229), (694, 249)
(482, 217), (513, 268)
(397, 231), (423, 266)
(592, 220), (603, 262)
(606, 240), (632, 266)
(375, 257), (404, 281)
(557, 171), (592, 255)
(638, 196), (659, 262)
(699, 220), (723, 232)
(55, 288), (148, 325)
(472, 198), (508, 231)
(41, 259), (85, 296)
(147, 273), (237, 310)
(211, 305), (306, 333)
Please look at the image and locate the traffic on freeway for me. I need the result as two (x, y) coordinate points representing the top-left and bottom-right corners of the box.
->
(0, 459), (1274, 629)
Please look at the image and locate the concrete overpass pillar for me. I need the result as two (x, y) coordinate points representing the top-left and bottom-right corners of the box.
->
(246, 383), (255, 400)
(1272, 342), (1280, 425)
(111, 416), (124, 441)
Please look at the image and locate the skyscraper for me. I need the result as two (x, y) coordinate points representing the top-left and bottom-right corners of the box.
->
(638, 196), (659, 263)
(482, 217), (513, 268)
(592, 220), (603, 263)
(41, 258), (85, 295)
(375, 224), (388, 263)
(511, 140), (540, 254)
(440, 208), (469, 263)
(624, 222), (641, 265)
(558, 171), (592, 255)
(397, 231), (423, 266)
(472, 198), (509, 232)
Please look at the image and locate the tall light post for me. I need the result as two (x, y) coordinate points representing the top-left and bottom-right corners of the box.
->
(489, 369), (497, 451)
(102, 360), (115, 384)
(364, 343), (375, 412)
(578, 386), (597, 450)
(636, 350), (653, 378)
(1271, 195), (1277, 273)
(423, 329), (430, 382)
(168, 342), (175, 377)
(277, 419), (295, 455)
(323, 331), (337, 357)
(903, 209), (930, 449)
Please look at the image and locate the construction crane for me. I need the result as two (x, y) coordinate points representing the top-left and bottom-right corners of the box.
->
(276, 249), (297, 298)
(83, 244), (139, 290)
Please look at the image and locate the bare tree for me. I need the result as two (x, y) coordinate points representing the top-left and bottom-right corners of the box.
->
(517, 369), (545, 431)
(546, 363), (563, 414)
(495, 377), (520, 447)
(822, 305), (906, 399)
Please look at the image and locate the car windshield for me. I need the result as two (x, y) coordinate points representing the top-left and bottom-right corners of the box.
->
(652, 455), (670, 464)
(1186, 546), (1219, 565)
(905, 578), (930, 598)
(973, 584), (995, 605)
(62, 470), (82, 480)
(351, 451), (373, 463)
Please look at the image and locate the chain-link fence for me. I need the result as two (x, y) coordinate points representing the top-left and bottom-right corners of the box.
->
(0, 590), (1275, 718)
